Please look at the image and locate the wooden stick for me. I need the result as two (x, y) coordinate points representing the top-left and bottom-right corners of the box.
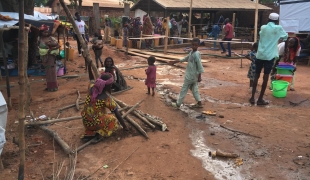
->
(118, 106), (131, 112)
(26, 116), (82, 126)
(72, 137), (98, 154)
(122, 100), (144, 119)
(40, 126), (71, 155)
(59, 101), (84, 112)
(104, 147), (139, 180)
(209, 149), (239, 158)
(220, 125), (261, 139)
(76, 90), (81, 111)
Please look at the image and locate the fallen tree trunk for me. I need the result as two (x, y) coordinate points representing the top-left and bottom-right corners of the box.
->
(40, 126), (71, 155)
(26, 116), (82, 126)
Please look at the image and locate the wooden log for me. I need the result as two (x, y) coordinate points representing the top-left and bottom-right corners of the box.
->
(131, 111), (155, 129)
(136, 111), (168, 131)
(124, 115), (148, 139)
(209, 149), (239, 158)
(164, 17), (169, 54)
(121, 100), (144, 119)
(76, 90), (81, 111)
(17, 1), (26, 178)
(26, 116), (82, 126)
(118, 106), (131, 112)
(40, 126), (71, 155)
(59, 0), (99, 79)
(114, 98), (155, 129)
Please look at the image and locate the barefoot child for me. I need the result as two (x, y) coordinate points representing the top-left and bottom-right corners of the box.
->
(145, 56), (156, 96)
(245, 42), (258, 92)
(169, 38), (204, 108)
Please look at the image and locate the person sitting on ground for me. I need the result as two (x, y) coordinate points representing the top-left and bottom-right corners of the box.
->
(104, 57), (128, 92)
(80, 63), (128, 142)
(300, 33), (310, 55)
(245, 42), (258, 93)
(169, 38), (204, 109)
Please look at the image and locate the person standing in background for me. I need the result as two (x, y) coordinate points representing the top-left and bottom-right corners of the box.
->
(74, 12), (87, 57)
(220, 18), (233, 57)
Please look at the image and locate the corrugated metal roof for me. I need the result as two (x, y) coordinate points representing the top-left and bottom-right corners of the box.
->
(132, 0), (272, 10)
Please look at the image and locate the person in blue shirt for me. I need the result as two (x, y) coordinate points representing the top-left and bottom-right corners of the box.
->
(249, 13), (288, 106)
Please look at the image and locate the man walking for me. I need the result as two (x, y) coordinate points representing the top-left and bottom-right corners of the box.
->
(249, 13), (288, 106)
(220, 18), (233, 57)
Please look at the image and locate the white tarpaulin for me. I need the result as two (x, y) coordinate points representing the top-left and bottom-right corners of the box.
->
(0, 11), (55, 28)
(280, 1), (310, 32)
(0, 92), (8, 156)
(135, 9), (147, 24)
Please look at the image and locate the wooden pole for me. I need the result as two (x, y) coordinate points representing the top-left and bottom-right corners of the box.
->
(254, 0), (259, 42)
(124, 3), (130, 17)
(93, 3), (100, 34)
(188, 0), (193, 38)
(17, 0), (26, 179)
(24, 28), (31, 113)
(232, 13), (236, 27)
(0, 31), (11, 108)
(193, 26), (196, 38)
(26, 116), (82, 126)
(164, 17), (169, 54)
(59, 0), (99, 79)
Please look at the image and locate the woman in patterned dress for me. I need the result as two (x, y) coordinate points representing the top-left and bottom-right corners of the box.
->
(81, 65), (128, 142)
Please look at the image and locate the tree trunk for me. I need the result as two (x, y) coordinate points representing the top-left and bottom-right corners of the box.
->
(78, 0), (82, 14)
(18, 0), (26, 179)
(24, 26), (31, 113)
(24, 0), (34, 15)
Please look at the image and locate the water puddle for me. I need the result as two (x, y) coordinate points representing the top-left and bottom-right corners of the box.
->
(190, 129), (243, 180)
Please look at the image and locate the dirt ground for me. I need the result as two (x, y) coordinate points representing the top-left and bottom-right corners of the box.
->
(0, 39), (310, 180)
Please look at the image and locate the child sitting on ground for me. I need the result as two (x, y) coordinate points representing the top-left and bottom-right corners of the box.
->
(169, 38), (204, 108)
(245, 42), (258, 93)
(145, 56), (157, 96)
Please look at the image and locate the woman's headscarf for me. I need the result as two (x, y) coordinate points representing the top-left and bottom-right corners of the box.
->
(91, 73), (114, 103)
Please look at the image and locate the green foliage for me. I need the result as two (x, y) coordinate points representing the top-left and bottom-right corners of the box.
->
(34, 0), (48, 7)
(110, 17), (122, 30)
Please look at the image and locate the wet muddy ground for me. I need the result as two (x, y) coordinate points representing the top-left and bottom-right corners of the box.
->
(1, 41), (310, 180)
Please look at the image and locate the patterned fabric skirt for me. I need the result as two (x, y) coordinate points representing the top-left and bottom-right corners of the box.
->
(247, 62), (256, 80)
(81, 112), (119, 138)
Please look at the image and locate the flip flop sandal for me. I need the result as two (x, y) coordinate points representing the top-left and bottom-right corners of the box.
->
(171, 102), (180, 109)
(202, 110), (217, 116)
(190, 103), (203, 108)
(257, 100), (269, 106)
(249, 98), (255, 105)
